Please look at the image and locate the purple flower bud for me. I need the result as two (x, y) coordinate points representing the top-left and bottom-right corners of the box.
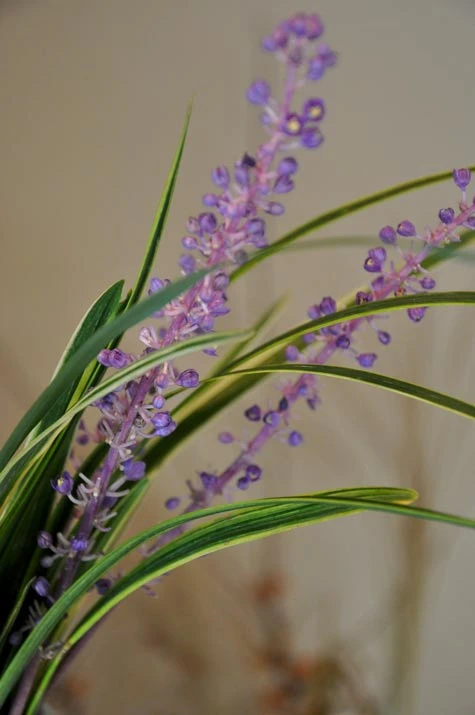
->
(108, 349), (128, 369)
(307, 304), (321, 320)
(245, 404), (261, 422)
(179, 254), (196, 275)
(453, 168), (471, 190)
(152, 412), (172, 429)
(300, 128), (324, 149)
(51, 471), (73, 496)
(165, 496), (180, 510)
(285, 345), (300, 361)
(152, 394), (165, 409)
(37, 531), (53, 549)
(278, 157), (298, 176)
(307, 397), (319, 411)
(282, 113), (303, 136)
(438, 207), (455, 224)
(336, 334), (350, 349)
(246, 464), (262, 481)
(199, 212), (217, 234)
(305, 13), (324, 39)
(288, 430), (303, 446)
(357, 353), (377, 368)
(420, 275), (436, 290)
(187, 217), (201, 234)
(9, 631), (23, 646)
(71, 536), (89, 553)
(407, 307), (427, 322)
(377, 330), (391, 345)
(237, 475), (250, 490)
(202, 193), (219, 207)
(397, 220), (417, 237)
(265, 201), (285, 216)
(303, 333), (316, 344)
(96, 578), (112, 596)
(177, 369), (200, 388)
(307, 58), (325, 80)
(288, 13), (307, 36)
(235, 165), (250, 187)
(33, 577), (50, 597)
(355, 291), (373, 305)
(379, 225), (397, 245)
(122, 459), (146, 481)
(319, 296), (337, 315)
(97, 349), (111, 367)
(364, 256), (382, 273)
(213, 272), (229, 291)
(154, 420), (177, 437)
(246, 80), (271, 105)
(369, 247), (387, 263)
(211, 166), (230, 188)
(318, 44), (338, 68)
(200, 472), (217, 490)
(263, 411), (280, 427)
(273, 174), (294, 194)
(465, 216), (475, 229)
(278, 397), (289, 412)
(302, 98), (325, 122)
(181, 236), (197, 251)
(218, 431), (234, 444)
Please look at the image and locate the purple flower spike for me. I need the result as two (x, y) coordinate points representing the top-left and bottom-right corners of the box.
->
(211, 166), (230, 188)
(165, 497), (180, 510)
(245, 404), (261, 422)
(32, 577), (50, 597)
(377, 330), (391, 345)
(273, 175), (295, 194)
(438, 207), (455, 225)
(218, 431), (234, 444)
(263, 411), (280, 427)
(379, 225), (397, 245)
(288, 430), (303, 446)
(407, 307), (427, 322)
(397, 220), (417, 237)
(37, 531), (52, 549)
(302, 98), (325, 122)
(177, 369), (200, 388)
(51, 471), (73, 496)
(453, 168), (471, 190)
(71, 536), (89, 553)
(246, 464), (262, 481)
(300, 128), (324, 149)
(122, 459), (146, 481)
(246, 80), (271, 105)
(278, 157), (299, 176)
(357, 353), (377, 368)
(237, 475), (251, 490)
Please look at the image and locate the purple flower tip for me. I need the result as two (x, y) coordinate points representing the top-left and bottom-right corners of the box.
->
(37, 531), (53, 549)
(154, 420), (177, 437)
(357, 353), (377, 368)
(278, 157), (299, 176)
(377, 330), (391, 345)
(319, 296), (337, 315)
(177, 369), (200, 388)
(265, 201), (285, 216)
(245, 404), (261, 422)
(336, 334), (350, 349)
(302, 98), (325, 122)
(263, 410), (280, 427)
(246, 80), (271, 105)
(152, 411), (172, 429)
(237, 475), (251, 490)
(165, 496), (180, 510)
(32, 577), (50, 597)
(199, 212), (217, 234)
(397, 220), (417, 238)
(51, 471), (73, 496)
(122, 459), (146, 481)
(288, 430), (303, 447)
(152, 394), (165, 409)
(300, 127), (324, 149)
(379, 226), (397, 245)
(453, 168), (471, 191)
(211, 166), (230, 188)
(420, 275), (436, 290)
(246, 464), (262, 481)
(438, 207), (455, 225)
(218, 431), (234, 444)
(407, 307), (427, 322)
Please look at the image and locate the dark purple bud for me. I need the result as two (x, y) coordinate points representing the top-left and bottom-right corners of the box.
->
(33, 577), (50, 597)
(288, 431), (303, 446)
(307, 397), (319, 411)
(302, 98), (325, 122)
(245, 404), (261, 422)
(307, 58), (325, 80)
(364, 256), (382, 273)
(213, 272), (229, 291)
(246, 80), (271, 105)
(177, 369), (200, 388)
(372, 275), (386, 291)
(369, 247), (387, 263)
(152, 394), (165, 409)
(265, 201), (285, 216)
(37, 531), (53, 549)
(453, 168), (471, 190)
(71, 536), (89, 553)
(246, 464), (262, 481)
(154, 420), (177, 437)
(179, 254), (196, 274)
(95, 578), (112, 596)
(262, 36), (278, 52)
(379, 225), (397, 245)
(336, 334), (350, 349)
(307, 304), (321, 319)
(165, 496), (180, 510)
(319, 296), (337, 315)
(97, 349), (111, 367)
(273, 174), (294, 194)
(377, 330), (391, 345)
(218, 431), (234, 444)
(420, 275), (436, 290)
(263, 411), (280, 427)
(182, 236), (198, 250)
(438, 207), (455, 224)
(355, 291), (373, 305)
(237, 475), (250, 490)
(278, 157), (298, 176)
(465, 216), (475, 228)
(407, 307), (427, 322)
(211, 166), (230, 188)
(242, 153), (256, 168)
(357, 353), (377, 368)
(76, 433), (89, 445)
(285, 345), (300, 361)
(109, 349), (128, 369)
(152, 412), (172, 429)
(199, 212), (217, 234)
(300, 128), (324, 149)
(305, 13), (324, 39)
(202, 193), (219, 207)
(282, 113), (303, 136)
(122, 459), (146, 481)
(278, 396), (289, 412)
(200, 472), (217, 490)
(397, 220), (417, 237)
(51, 471), (73, 496)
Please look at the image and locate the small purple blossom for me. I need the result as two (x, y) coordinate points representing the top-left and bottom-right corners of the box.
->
(245, 405), (261, 422)
(319, 297), (336, 315)
(420, 275), (436, 290)
(357, 353), (377, 368)
(51, 471), (73, 496)
(122, 459), (146, 481)
(379, 225), (397, 245)
(438, 207), (455, 225)
(246, 464), (262, 481)
(282, 113), (304, 136)
(177, 369), (200, 388)
(37, 531), (52, 550)
(211, 166), (230, 188)
(300, 128), (323, 149)
(95, 578), (112, 596)
(32, 577), (50, 598)
(200, 472), (217, 490)
(274, 174), (295, 194)
(285, 345), (300, 361)
(71, 536), (89, 553)
(246, 80), (271, 105)
(377, 330), (391, 345)
(302, 98), (325, 122)
(218, 432), (234, 444)
(165, 497), (180, 510)
(336, 334), (350, 349)
(288, 431), (303, 446)
(278, 157), (299, 175)
(407, 307), (427, 322)
(237, 475), (250, 490)
(397, 220), (417, 237)
(263, 411), (280, 427)
(453, 168), (471, 191)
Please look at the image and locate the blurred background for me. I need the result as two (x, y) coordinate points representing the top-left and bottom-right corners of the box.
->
(1, 0), (475, 713)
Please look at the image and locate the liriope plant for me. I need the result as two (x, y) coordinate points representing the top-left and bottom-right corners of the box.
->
(1, 12), (475, 714)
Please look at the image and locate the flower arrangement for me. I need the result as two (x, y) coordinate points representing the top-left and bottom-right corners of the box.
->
(1, 11), (475, 714)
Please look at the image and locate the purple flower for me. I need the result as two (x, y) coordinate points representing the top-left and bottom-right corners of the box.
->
(246, 80), (271, 105)
(51, 471), (73, 496)
(420, 275), (436, 290)
(152, 412), (172, 429)
(177, 369), (200, 388)
(199, 212), (217, 234)
(307, 304), (321, 320)
(278, 157), (298, 175)
(273, 174), (295, 194)
(300, 128), (324, 149)
(152, 394), (165, 409)
(357, 353), (377, 368)
(32, 577), (50, 597)
(302, 98), (325, 122)
(319, 296), (337, 315)
(245, 404), (261, 422)
(37, 531), (52, 550)
(285, 345), (300, 361)
(305, 14), (324, 39)
(364, 247), (386, 273)
(397, 220), (417, 237)
(453, 168), (471, 190)
(218, 432), (234, 444)
(154, 420), (177, 437)
(263, 411), (280, 427)
(306, 57), (325, 81)
(288, 431), (303, 446)
(278, 396), (289, 412)
(122, 459), (146, 481)
(179, 254), (196, 274)
(281, 113), (304, 136)
(264, 201), (285, 216)
(336, 334), (350, 349)
(211, 166), (230, 188)
(407, 307), (427, 322)
(355, 291), (373, 305)
(200, 472), (217, 490)
(237, 475), (250, 490)
(247, 218), (266, 240)
(246, 464), (262, 481)
(71, 536), (89, 553)
(379, 225), (397, 245)
(377, 330), (391, 345)
(165, 497), (180, 510)
(438, 207), (455, 225)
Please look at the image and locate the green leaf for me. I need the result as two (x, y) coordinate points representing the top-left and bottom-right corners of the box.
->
(0, 265), (216, 486)
(230, 166), (475, 283)
(0, 579), (33, 653)
(5, 486), (475, 709)
(126, 103), (192, 308)
(215, 363), (475, 419)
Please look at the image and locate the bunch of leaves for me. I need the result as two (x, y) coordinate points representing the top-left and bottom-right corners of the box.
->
(0, 113), (474, 713)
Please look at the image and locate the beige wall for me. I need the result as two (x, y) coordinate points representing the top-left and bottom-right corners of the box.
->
(1, 0), (475, 713)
